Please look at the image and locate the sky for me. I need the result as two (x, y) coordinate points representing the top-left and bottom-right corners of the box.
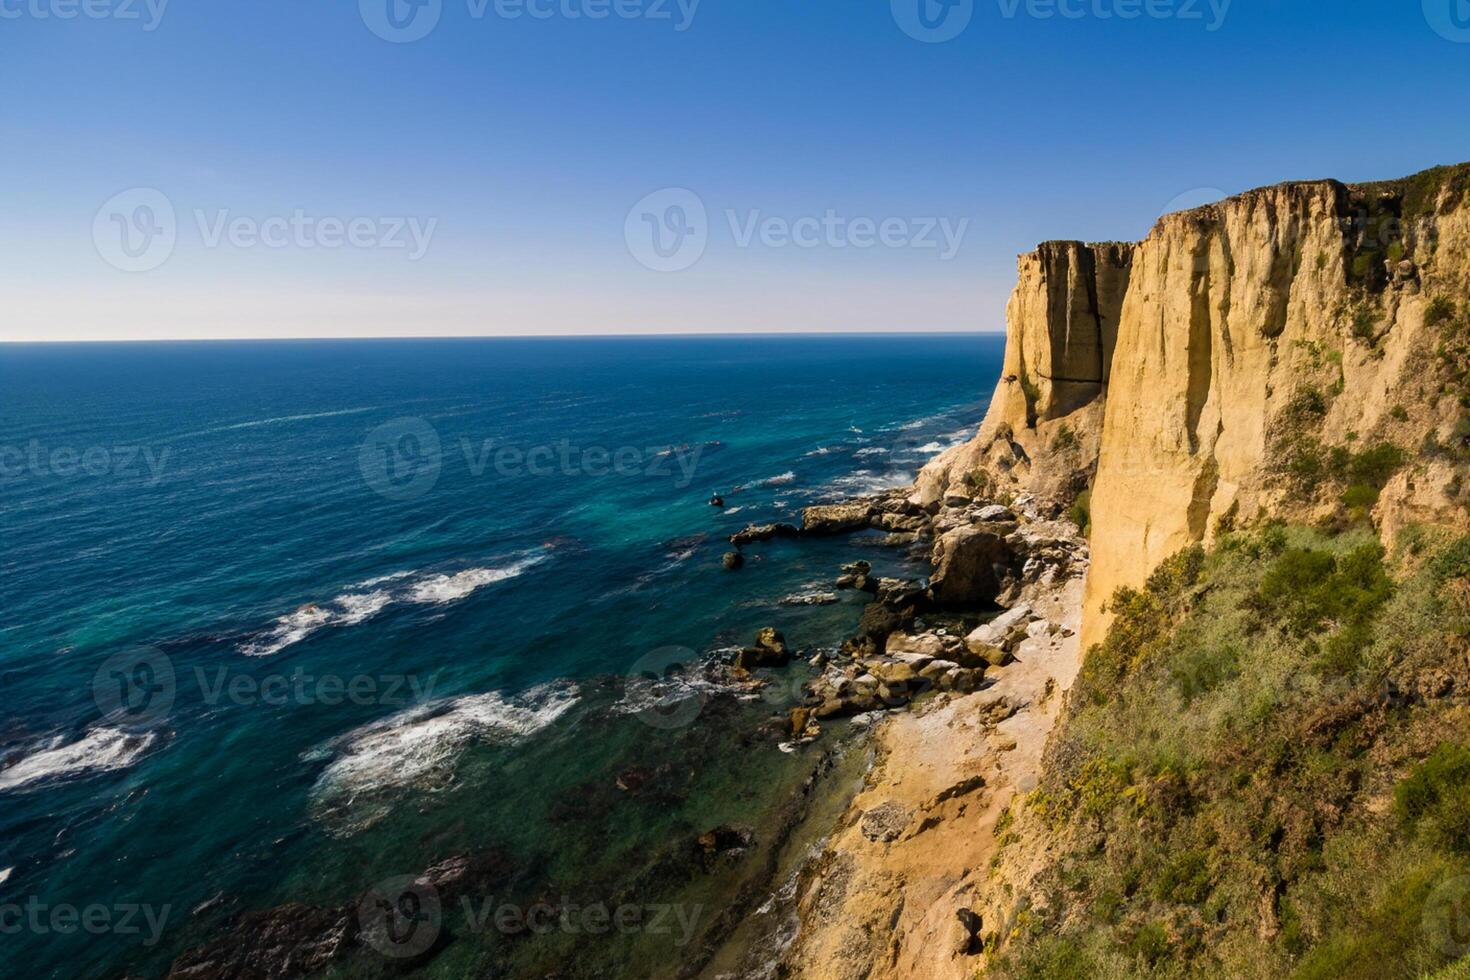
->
(2, 0), (1468, 341)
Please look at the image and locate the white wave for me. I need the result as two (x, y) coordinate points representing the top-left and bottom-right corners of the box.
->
(758, 471), (797, 487)
(240, 554), (547, 656)
(724, 505), (744, 515)
(406, 564), (527, 605)
(176, 407), (376, 439)
(309, 684), (579, 833)
(0, 728), (158, 793)
(913, 441), (948, 454)
(854, 447), (889, 457)
(0, 867), (10, 885)
(803, 446), (837, 457)
(826, 470), (914, 496)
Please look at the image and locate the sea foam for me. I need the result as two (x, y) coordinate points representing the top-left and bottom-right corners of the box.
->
(240, 553), (548, 656)
(307, 683), (579, 833)
(0, 728), (158, 793)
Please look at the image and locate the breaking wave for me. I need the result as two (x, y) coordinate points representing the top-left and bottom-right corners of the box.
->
(240, 553), (549, 657)
(307, 683), (580, 834)
(0, 728), (159, 793)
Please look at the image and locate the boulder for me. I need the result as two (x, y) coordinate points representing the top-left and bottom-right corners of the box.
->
(928, 527), (1010, 606)
(802, 502), (877, 535)
(722, 551), (744, 571)
(885, 632), (949, 659)
(964, 604), (1036, 653)
(755, 627), (787, 657)
(918, 659), (960, 681)
(866, 660), (918, 685)
(875, 577), (926, 606)
(976, 504), (1016, 523)
(858, 602), (905, 642)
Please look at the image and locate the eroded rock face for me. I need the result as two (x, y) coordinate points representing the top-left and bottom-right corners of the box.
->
(918, 164), (1470, 648)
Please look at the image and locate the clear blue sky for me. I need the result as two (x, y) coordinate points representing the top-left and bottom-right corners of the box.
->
(3, 0), (1468, 340)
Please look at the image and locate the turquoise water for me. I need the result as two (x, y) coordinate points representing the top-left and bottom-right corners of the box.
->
(0, 335), (1001, 978)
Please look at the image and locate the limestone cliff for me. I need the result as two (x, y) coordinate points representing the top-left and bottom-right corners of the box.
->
(923, 163), (1470, 647)
(916, 240), (1133, 509)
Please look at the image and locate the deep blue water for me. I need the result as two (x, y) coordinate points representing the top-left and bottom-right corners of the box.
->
(0, 335), (1001, 978)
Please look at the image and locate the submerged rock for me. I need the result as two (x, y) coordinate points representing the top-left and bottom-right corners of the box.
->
(722, 550), (744, 571)
(729, 522), (800, 547)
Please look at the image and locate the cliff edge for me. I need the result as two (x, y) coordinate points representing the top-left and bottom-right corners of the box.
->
(920, 163), (1470, 646)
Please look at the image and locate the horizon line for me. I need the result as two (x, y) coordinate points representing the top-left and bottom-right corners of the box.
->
(0, 329), (1005, 345)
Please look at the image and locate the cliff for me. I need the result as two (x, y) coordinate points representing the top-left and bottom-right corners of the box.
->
(922, 162), (1470, 646)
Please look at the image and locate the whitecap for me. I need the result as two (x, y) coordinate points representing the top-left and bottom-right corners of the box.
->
(758, 471), (797, 487)
(0, 728), (158, 793)
(0, 867), (11, 885)
(854, 447), (889, 457)
(723, 505), (744, 515)
(308, 684), (579, 833)
(803, 447), (837, 457)
(239, 553), (548, 656)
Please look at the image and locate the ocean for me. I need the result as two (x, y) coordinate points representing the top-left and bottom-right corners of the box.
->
(0, 334), (1002, 978)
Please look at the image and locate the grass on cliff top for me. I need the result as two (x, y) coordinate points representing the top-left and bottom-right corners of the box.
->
(987, 522), (1470, 980)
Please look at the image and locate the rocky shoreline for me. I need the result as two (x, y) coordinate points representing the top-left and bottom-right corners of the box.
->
(697, 477), (1090, 979)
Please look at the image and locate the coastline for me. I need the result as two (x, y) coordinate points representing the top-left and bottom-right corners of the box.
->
(706, 500), (1089, 979)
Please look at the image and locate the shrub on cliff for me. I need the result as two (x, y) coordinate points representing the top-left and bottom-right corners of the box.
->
(995, 528), (1470, 980)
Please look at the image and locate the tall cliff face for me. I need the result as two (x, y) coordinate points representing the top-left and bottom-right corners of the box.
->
(926, 163), (1470, 646)
(916, 240), (1133, 507)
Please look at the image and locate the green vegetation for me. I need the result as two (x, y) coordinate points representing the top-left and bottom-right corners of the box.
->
(992, 524), (1470, 980)
(1426, 297), (1459, 330)
(1067, 489), (1091, 538)
(1052, 424), (1077, 452)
